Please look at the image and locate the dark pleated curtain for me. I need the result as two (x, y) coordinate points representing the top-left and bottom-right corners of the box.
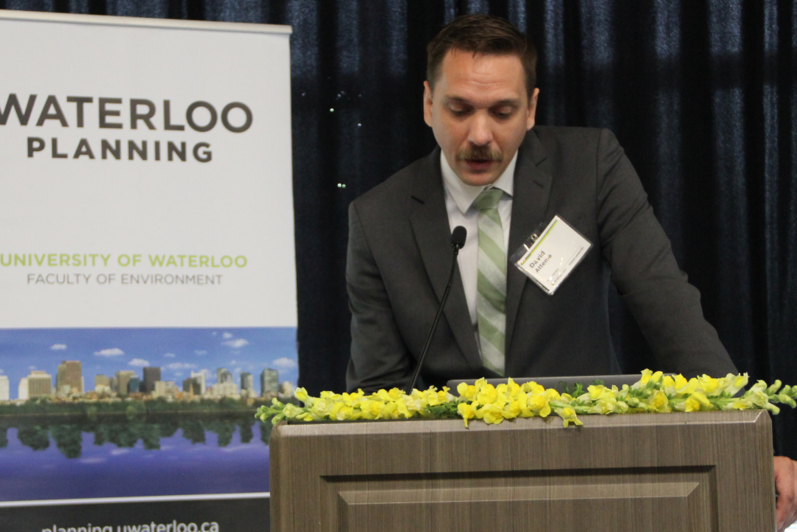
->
(3, 0), (795, 455)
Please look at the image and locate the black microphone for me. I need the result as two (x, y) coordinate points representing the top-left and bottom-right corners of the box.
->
(406, 226), (467, 395)
(451, 225), (467, 250)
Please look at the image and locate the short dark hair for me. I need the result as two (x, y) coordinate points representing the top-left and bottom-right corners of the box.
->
(426, 14), (537, 98)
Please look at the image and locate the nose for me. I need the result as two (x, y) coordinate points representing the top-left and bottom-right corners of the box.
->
(467, 112), (493, 147)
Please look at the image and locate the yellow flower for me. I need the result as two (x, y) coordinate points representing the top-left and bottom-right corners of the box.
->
(294, 387), (310, 403)
(543, 388), (561, 402)
(527, 394), (551, 417)
(457, 382), (476, 400)
(506, 378), (521, 398)
(283, 404), (305, 419)
(380, 401), (397, 418)
(493, 391), (509, 409)
(357, 399), (375, 420)
(438, 387), (451, 403)
(638, 369), (664, 389)
(515, 392), (528, 409)
(502, 400), (521, 420)
(422, 389), (441, 407)
(368, 400), (384, 417)
(310, 399), (331, 418)
(672, 374), (686, 387)
(481, 404), (504, 425)
(598, 399), (617, 414)
(377, 389), (391, 402)
(458, 403), (476, 427)
(716, 373), (748, 396)
(476, 384), (498, 405)
(748, 390), (770, 409)
(698, 375), (719, 395)
(388, 388), (404, 401)
(396, 400), (411, 418)
(684, 392), (712, 412)
(559, 407), (583, 427)
(335, 405), (354, 420)
(527, 394), (546, 410)
(588, 385), (605, 400)
(521, 381), (545, 395)
(649, 391), (671, 413)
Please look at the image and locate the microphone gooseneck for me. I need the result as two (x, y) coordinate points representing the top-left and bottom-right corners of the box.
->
(405, 226), (467, 395)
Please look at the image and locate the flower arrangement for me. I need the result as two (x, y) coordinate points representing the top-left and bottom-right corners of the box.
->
(255, 369), (797, 428)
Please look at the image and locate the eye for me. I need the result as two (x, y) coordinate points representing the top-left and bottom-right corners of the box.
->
(447, 103), (472, 117)
(492, 107), (515, 119)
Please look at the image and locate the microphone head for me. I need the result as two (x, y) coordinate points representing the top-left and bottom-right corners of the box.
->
(451, 226), (467, 249)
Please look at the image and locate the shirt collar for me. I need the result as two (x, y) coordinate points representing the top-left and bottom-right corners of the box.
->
(440, 150), (517, 214)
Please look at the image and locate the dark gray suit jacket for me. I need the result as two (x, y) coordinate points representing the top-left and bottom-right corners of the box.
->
(346, 126), (737, 393)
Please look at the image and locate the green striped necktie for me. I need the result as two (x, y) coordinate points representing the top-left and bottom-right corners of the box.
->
(473, 187), (506, 375)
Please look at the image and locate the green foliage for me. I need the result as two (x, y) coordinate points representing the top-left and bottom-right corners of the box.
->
(259, 419), (273, 445)
(238, 418), (254, 444)
(17, 426), (50, 451)
(125, 401), (147, 421)
(206, 419), (235, 447)
(0, 411), (268, 458)
(182, 420), (206, 444)
(424, 402), (461, 419)
(51, 424), (83, 459)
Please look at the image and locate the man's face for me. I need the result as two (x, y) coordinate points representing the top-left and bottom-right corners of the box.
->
(424, 50), (539, 187)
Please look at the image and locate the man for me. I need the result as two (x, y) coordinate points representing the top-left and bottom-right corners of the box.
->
(346, 14), (735, 393)
(345, 14), (797, 530)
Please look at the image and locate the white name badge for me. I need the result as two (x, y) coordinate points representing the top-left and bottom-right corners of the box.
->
(512, 215), (592, 295)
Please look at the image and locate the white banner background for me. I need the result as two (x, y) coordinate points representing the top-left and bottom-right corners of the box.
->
(0, 11), (296, 328)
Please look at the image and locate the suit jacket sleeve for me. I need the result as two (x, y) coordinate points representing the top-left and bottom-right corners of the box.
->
(346, 201), (414, 392)
(595, 129), (737, 377)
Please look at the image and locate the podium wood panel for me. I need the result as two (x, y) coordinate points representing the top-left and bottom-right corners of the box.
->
(270, 410), (775, 531)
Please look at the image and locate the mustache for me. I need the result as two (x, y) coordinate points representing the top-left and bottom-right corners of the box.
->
(456, 145), (503, 162)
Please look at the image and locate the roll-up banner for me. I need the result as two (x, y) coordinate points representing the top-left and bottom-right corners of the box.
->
(0, 10), (295, 531)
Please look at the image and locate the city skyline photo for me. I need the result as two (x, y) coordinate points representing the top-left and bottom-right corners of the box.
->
(0, 327), (298, 399)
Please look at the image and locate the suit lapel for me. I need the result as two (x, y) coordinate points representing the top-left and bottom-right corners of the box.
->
(505, 131), (553, 364)
(409, 149), (483, 371)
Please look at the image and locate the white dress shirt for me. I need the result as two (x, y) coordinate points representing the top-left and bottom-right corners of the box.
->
(440, 151), (517, 330)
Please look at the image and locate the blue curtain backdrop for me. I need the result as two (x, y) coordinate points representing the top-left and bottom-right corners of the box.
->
(2, 0), (795, 454)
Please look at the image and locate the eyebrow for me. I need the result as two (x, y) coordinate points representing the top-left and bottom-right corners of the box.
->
(444, 96), (521, 107)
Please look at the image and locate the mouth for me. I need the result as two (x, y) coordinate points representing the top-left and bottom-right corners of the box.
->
(463, 159), (497, 172)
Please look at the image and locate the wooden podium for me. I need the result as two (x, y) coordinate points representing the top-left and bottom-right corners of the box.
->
(270, 410), (775, 531)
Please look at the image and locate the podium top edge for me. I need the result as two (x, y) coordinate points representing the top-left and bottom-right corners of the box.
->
(273, 409), (770, 437)
(0, 9), (293, 35)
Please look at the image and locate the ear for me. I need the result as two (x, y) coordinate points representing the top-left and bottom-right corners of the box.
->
(423, 81), (434, 127)
(526, 88), (540, 130)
